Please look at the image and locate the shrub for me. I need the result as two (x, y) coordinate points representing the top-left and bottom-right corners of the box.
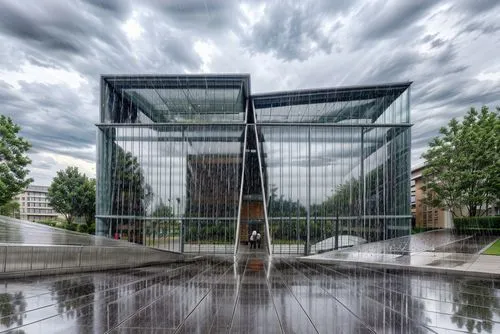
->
(88, 222), (96, 235)
(39, 220), (58, 227)
(63, 223), (77, 231)
(454, 216), (500, 234)
(77, 224), (89, 233)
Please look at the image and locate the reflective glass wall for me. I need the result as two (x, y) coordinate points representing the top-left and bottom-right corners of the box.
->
(254, 85), (411, 255)
(97, 75), (249, 254)
(97, 76), (411, 255)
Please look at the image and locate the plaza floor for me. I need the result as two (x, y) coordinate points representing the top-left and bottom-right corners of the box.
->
(0, 248), (498, 333)
(302, 230), (500, 277)
(0, 218), (498, 333)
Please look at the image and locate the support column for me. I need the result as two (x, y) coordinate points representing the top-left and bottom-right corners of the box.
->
(96, 127), (114, 237)
(359, 128), (365, 240)
(234, 124), (248, 255)
(253, 124), (272, 255)
(306, 126), (311, 255)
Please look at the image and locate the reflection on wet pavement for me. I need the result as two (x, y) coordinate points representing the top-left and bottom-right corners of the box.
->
(307, 230), (500, 276)
(432, 235), (498, 254)
(0, 216), (141, 247)
(0, 252), (498, 333)
(336, 230), (495, 255)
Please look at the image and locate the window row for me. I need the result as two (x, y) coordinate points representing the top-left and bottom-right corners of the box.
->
(26, 202), (51, 208)
(22, 208), (56, 214)
(23, 197), (49, 202)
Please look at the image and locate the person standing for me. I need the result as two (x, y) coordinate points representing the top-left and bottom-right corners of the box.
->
(256, 232), (261, 249)
(250, 230), (257, 249)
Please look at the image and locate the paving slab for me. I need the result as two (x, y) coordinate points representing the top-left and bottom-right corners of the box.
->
(0, 252), (498, 333)
(299, 231), (500, 278)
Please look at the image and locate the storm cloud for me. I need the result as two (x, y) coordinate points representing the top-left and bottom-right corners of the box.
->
(0, 0), (498, 185)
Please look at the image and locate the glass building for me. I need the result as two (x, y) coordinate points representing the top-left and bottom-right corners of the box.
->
(96, 75), (411, 255)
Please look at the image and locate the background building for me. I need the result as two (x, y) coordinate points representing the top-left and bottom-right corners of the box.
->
(96, 75), (412, 255)
(14, 185), (59, 222)
(411, 165), (453, 229)
(411, 165), (498, 229)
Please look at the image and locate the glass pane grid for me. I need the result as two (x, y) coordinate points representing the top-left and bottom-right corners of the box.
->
(97, 76), (411, 255)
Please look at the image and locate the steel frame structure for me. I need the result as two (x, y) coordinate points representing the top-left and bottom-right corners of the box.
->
(97, 75), (412, 255)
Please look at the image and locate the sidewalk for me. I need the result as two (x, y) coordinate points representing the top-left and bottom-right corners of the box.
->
(299, 231), (500, 277)
(300, 251), (500, 277)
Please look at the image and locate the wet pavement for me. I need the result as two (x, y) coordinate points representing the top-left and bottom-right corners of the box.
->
(432, 235), (498, 254)
(330, 230), (491, 255)
(0, 217), (185, 278)
(303, 230), (500, 277)
(0, 216), (136, 247)
(0, 250), (499, 333)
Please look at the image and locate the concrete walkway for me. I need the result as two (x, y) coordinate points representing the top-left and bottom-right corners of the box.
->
(300, 230), (500, 277)
(2, 252), (499, 333)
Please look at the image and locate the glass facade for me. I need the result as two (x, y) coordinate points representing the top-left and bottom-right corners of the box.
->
(97, 75), (411, 255)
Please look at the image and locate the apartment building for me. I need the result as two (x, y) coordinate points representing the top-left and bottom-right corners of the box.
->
(411, 165), (452, 229)
(14, 185), (59, 222)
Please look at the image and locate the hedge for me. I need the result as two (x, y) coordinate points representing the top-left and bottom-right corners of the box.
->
(454, 216), (500, 234)
(39, 220), (58, 227)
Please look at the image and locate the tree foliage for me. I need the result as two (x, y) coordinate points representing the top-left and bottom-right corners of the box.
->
(111, 148), (153, 215)
(0, 115), (32, 206)
(267, 186), (307, 217)
(0, 200), (20, 218)
(81, 178), (96, 225)
(422, 106), (500, 217)
(48, 167), (95, 224)
(152, 202), (174, 218)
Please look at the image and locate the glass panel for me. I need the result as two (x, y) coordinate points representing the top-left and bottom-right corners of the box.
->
(102, 75), (248, 124)
(97, 76), (411, 255)
(262, 125), (310, 255)
(260, 124), (411, 254)
(253, 84), (410, 124)
(97, 124), (244, 254)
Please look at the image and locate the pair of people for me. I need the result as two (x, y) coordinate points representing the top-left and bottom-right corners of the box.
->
(249, 230), (261, 249)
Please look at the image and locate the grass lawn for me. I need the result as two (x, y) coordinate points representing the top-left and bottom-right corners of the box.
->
(483, 239), (500, 255)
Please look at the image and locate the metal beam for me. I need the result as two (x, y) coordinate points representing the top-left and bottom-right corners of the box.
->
(234, 107), (249, 255)
(253, 107), (272, 255)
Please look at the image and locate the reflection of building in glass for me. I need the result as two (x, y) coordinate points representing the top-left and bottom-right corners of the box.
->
(96, 75), (412, 255)
(185, 154), (240, 218)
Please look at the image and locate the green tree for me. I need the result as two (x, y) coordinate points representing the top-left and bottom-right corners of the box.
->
(81, 178), (96, 226)
(111, 148), (153, 215)
(48, 167), (93, 224)
(108, 147), (153, 243)
(152, 202), (174, 218)
(0, 115), (32, 207)
(0, 200), (20, 218)
(267, 187), (307, 217)
(422, 106), (500, 217)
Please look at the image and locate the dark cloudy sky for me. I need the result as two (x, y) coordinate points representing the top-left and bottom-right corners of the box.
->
(1, 0), (499, 185)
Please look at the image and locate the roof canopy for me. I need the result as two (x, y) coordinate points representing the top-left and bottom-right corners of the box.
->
(100, 75), (410, 125)
(252, 82), (411, 123)
(102, 74), (250, 123)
